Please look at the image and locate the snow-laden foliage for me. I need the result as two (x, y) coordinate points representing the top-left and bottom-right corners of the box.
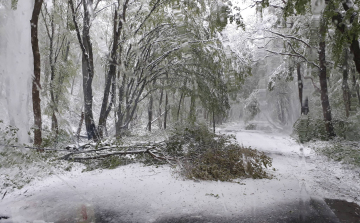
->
(0, 120), (19, 147)
(165, 123), (272, 181)
(267, 62), (293, 91)
(0, 121), (73, 192)
(313, 140), (360, 167)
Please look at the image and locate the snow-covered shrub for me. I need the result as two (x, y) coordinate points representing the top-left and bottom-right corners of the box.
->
(245, 123), (256, 130)
(293, 116), (328, 142)
(184, 144), (272, 181)
(293, 113), (360, 142)
(0, 120), (19, 147)
(82, 155), (136, 172)
(41, 128), (73, 149)
(165, 123), (220, 157)
(165, 123), (273, 181)
(313, 141), (360, 167)
(0, 121), (73, 192)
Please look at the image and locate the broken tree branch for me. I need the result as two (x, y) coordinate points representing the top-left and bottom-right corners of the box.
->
(62, 149), (150, 161)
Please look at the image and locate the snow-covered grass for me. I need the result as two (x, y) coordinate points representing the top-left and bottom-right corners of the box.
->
(309, 139), (360, 167)
(0, 146), (81, 193)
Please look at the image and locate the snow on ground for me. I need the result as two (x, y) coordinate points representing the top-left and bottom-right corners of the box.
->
(0, 122), (359, 222)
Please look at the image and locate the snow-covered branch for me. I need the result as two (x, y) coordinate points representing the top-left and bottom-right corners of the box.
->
(264, 29), (315, 49)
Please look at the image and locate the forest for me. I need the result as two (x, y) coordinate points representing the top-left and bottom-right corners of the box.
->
(1, 0), (358, 147)
(0, 0), (360, 221)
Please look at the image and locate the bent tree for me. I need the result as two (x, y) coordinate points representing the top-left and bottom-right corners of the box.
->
(109, 0), (242, 137)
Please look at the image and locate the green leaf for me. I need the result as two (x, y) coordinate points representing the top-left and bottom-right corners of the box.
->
(11, 0), (18, 10)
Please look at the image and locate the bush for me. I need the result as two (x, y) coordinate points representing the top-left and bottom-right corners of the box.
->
(293, 115), (360, 142)
(165, 123), (221, 157)
(41, 128), (72, 149)
(314, 142), (360, 167)
(165, 123), (273, 181)
(293, 116), (330, 142)
(245, 123), (256, 130)
(0, 120), (19, 147)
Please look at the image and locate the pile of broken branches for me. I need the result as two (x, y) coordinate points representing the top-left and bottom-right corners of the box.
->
(59, 142), (178, 165)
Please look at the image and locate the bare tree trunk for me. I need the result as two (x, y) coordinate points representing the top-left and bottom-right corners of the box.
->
(204, 109), (208, 120)
(158, 87), (163, 129)
(342, 48), (351, 117)
(164, 74), (169, 129)
(213, 110), (215, 133)
(189, 92), (196, 124)
(103, 74), (116, 132)
(31, 0), (44, 147)
(148, 94), (153, 131)
(164, 91), (168, 129)
(177, 92), (184, 122)
(297, 63), (303, 114)
(116, 76), (125, 137)
(319, 18), (335, 138)
(357, 83), (360, 104)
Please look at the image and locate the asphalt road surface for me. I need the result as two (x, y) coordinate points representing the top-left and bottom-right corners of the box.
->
(1, 197), (359, 223)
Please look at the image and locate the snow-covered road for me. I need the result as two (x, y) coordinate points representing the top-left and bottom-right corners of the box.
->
(221, 123), (360, 206)
(0, 122), (359, 222)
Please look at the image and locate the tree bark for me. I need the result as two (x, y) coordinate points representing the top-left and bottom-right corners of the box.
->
(164, 91), (168, 129)
(103, 74), (116, 134)
(342, 48), (351, 117)
(297, 63), (303, 114)
(164, 73), (169, 129)
(31, 0), (44, 147)
(213, 110), (215, 133)
(115, 74), (125, 137)
(177, 92), (184, 122)
(148, 93), (153, 131)
(158, 87), (164, 129)
(319, 18), (336, 138)
(189, 92), (196, 124)
(82, 0), (98, 141)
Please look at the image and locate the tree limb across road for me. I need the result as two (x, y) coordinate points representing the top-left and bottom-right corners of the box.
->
(58, 142), (178, 165)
